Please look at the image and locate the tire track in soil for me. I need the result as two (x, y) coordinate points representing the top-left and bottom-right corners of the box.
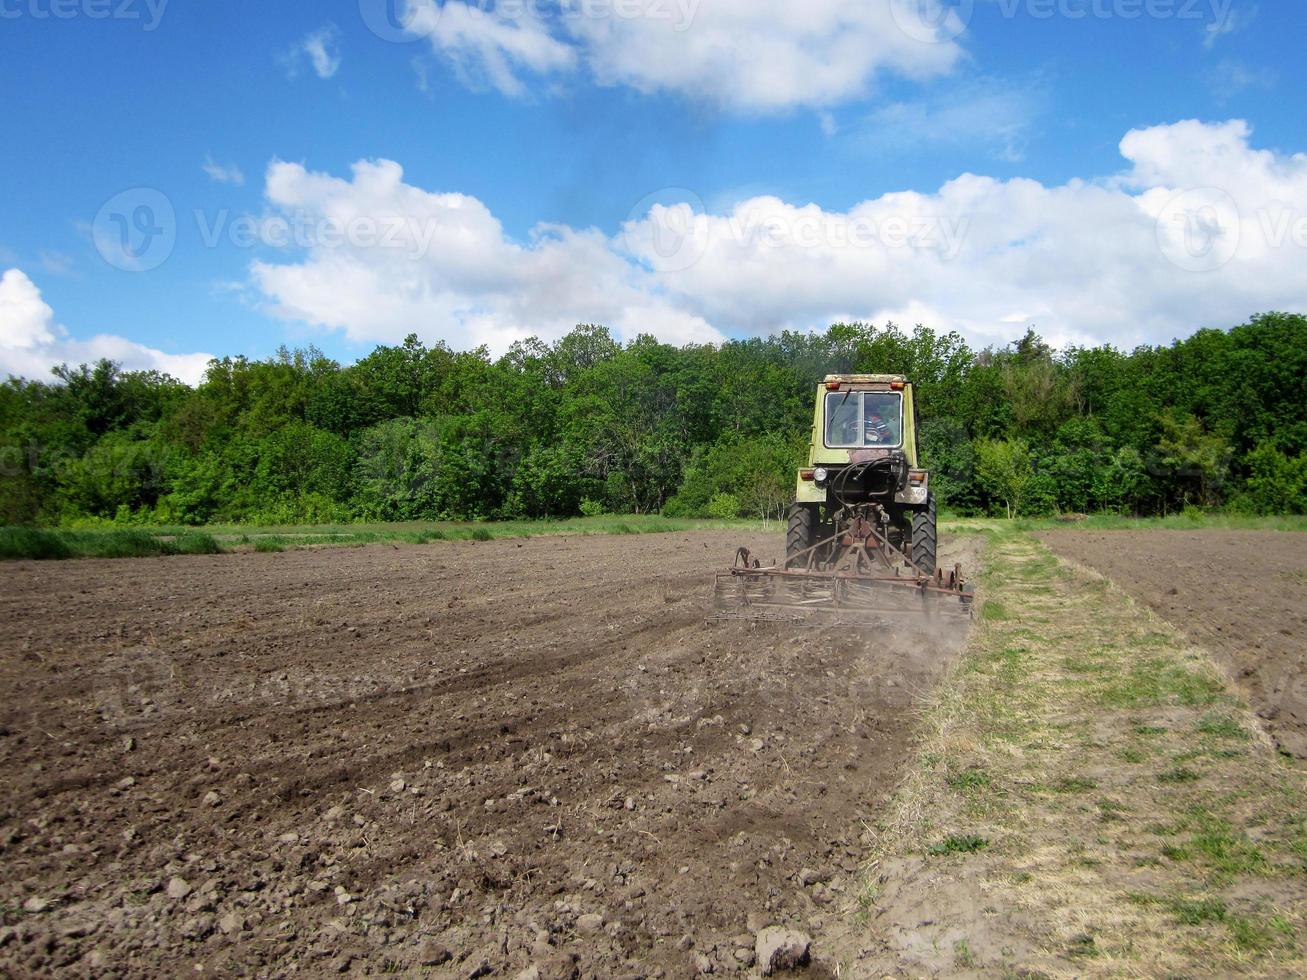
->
(0, 531), (977, 978)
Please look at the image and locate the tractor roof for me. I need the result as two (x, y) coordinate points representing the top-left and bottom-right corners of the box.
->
(822, 374), (908, 385)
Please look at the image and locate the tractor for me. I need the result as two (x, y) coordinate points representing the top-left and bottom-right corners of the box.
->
(714, 374), (970, 625)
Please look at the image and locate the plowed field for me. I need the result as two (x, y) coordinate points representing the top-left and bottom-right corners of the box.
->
(0, 531), (978, 977)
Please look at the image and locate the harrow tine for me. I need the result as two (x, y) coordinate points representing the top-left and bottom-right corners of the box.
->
(712, 536), (974, 625)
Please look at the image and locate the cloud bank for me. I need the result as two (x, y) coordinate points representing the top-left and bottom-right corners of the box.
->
(248, 119), (1307, 355)
(401, 0), (965, 110)
(0, 269), (213, 385)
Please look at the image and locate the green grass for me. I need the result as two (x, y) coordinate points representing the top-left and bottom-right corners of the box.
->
(1053, 776), (1098, 794)
(0, 527), (223, 560)
(953, 939), (975, 968)
(1129, 893), (1291, 952)
(1170, 896), (1229, 924)
(1182, 809), (1269, 878)
(1099, 657), (1226, 709)
(927, 834), (989, 856)
(1, 515), (763, 561)
(946, 769), (992, 791)
(0, 528), (73, 560)
(1015, 512), (1307, 533)
(1197, 713), (1249, 740)
(860, 530), (1307, 975)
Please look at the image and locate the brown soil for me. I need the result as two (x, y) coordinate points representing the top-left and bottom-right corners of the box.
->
(1039, 529), (1307, 757)
(0, 530), (977, 978)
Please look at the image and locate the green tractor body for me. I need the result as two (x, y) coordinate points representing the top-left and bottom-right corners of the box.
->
(789, 374), (937, 573)
(712, 373), (968, 626)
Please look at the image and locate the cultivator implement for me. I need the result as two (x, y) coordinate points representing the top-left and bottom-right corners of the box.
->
(712, 520), (973, 626)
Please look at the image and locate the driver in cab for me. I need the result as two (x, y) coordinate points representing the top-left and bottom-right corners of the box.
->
(864, 413), (893, 444)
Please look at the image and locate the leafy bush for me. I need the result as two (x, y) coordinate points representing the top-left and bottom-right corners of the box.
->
(1234, 444), (1307, 515)
(0, 528), (73, 560)
(172, 532), (222, 555)
(706, 492), (741, 520)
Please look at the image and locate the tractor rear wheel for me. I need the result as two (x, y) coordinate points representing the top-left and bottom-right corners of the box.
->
(910, 492), (938, 574)
(785, 503), (818, 569)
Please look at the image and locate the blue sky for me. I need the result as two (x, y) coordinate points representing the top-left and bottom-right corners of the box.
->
(0, 0), (1303, 383)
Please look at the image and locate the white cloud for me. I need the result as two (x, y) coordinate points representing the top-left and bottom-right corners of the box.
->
(0, 269), (213, 385)
(0, 269), (57, 350)
(1203, 2), (1255, 49)
(248, 120), (1307, 356)
(203, 156), (246, 186)
(412, 56), (432, 95)
(401, 0), (963, 111)
(249, 159), (719, 353)
(284, 24), (342, 80)
(1208, 59), (1276, 102)
(863, 77), (1047, 162)
(38, 250), (76, 277)
(407, 1), (574, 98)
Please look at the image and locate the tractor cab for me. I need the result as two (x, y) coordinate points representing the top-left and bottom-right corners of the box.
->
(794, 375), (930, 512)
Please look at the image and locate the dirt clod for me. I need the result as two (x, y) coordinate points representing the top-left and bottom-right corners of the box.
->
(418, 942), (453, 966)
(166, 877), (191, 900)
(535, 952), (579, 980)
(755, 927), (811, 974)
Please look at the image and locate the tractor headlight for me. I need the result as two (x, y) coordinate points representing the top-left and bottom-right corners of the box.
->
(813, 467), (829, 485)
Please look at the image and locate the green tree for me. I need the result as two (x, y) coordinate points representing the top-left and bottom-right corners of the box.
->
(508, 443), (587, 518)
(1155, 410), (1231, 508)
(1237, 444), (1307, 515)
(975, 438), (1035, 518)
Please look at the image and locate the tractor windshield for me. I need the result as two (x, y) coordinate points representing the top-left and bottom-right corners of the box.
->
(825, 390), (903, 448)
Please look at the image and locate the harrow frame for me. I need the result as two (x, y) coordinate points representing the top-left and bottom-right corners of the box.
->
(712, 520), (973, 626)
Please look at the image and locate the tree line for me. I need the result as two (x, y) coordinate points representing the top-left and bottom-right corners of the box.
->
(1, 313), (1304, 527)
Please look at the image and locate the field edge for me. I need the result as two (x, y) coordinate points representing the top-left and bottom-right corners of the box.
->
(819, 529), (1307, 977)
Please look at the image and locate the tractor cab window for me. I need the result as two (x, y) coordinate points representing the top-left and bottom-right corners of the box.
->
(825, 390), (903, 448)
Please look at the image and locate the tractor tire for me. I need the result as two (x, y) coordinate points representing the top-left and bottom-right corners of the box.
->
(910, 492), (938, 575)
(785, 503), (818, 569)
